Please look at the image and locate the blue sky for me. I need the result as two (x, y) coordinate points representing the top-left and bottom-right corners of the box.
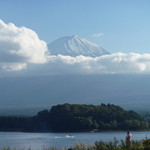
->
(0, 0), (150, 53)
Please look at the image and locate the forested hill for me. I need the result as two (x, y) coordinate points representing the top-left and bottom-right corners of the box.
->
(45, 103), (148, 132)
(0, 103), (149, 132)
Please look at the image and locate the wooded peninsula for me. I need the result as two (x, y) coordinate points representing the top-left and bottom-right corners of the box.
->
(0, 103), (149, 132)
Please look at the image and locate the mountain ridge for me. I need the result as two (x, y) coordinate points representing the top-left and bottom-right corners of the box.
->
(48, 35), (109, 57)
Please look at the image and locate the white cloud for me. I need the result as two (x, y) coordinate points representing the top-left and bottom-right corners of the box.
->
(92, 33), (104, 37)
(47, 53), (150, 74)
(23, 53), (150, 75)
(0, 20), (49, 71)
(0, 63), (27, 71)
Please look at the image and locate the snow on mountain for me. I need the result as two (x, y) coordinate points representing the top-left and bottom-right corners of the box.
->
(48, 35), (109, 57)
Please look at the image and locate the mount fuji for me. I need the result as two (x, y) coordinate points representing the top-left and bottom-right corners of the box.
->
(48, 35), (109, 57)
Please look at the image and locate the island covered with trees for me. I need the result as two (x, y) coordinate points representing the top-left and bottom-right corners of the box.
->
(0, 103), (149, 132)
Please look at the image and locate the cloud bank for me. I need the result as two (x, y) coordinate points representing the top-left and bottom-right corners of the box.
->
(0, 20), (48, 71)
(1, 20), (150, 75)
(41, 53), (150, 74)
(23, 53), (150, 75)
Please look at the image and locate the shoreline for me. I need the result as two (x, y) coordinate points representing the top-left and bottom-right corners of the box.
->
(0, 129), (150, 133)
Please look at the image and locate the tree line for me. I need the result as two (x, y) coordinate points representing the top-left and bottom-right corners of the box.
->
(0, 103), (149, 132)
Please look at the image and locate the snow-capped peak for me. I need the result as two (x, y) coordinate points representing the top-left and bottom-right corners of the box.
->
(48, 35), (110, 57)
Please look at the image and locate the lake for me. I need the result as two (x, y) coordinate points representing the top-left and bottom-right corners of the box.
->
(0, 131), (149, 149)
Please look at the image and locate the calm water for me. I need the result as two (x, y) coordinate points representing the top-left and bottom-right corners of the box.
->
(0, 131), (149, 149)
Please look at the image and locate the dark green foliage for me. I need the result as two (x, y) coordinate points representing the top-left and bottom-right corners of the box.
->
(0, 116), (34, 132)
(0, 103), (149, 132)
(48, 103), (148, 132)
(70, 139), (144, 150)
(139, 111), (150, 123)
(143, 139), (150, 150)
(94, 138), (119, 150)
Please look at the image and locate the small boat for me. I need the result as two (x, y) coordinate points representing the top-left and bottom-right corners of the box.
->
(65, 135), (74, 138)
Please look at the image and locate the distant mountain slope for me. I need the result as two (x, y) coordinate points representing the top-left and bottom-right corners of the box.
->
(48, 35), (109, 57)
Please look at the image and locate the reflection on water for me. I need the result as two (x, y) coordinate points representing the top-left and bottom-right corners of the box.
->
(0, 131), (149, 149)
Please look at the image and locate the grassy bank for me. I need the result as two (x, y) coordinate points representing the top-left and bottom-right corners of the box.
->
(1, 139), (150, 150)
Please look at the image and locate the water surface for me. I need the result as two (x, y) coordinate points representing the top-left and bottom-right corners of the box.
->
(0, 131), (149, 149)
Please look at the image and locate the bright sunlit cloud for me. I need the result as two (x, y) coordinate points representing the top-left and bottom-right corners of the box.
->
(45, 53), (150, 74)
(23, 53), (150, 75)
(0, 20), (49, 71)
